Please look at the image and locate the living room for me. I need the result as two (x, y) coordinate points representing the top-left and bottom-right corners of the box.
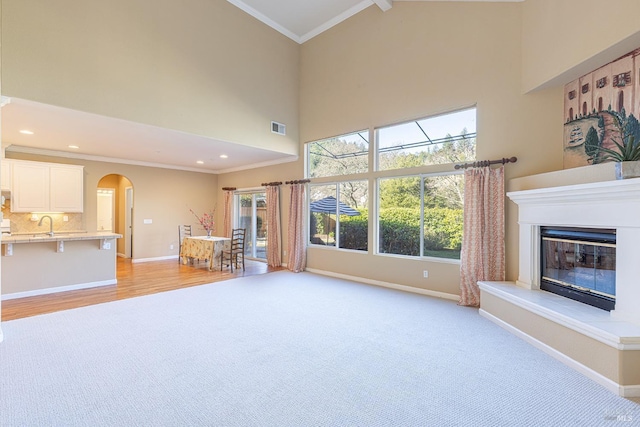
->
(1, 0), (640, 423)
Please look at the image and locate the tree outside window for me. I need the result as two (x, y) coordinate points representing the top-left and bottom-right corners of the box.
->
(306, 107), (475, 260)
(309, 182), (368, 251)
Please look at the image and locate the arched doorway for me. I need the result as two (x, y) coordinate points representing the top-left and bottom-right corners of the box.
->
(97, 174), (134, 258)
(598, 97), (603, 112)
(582, 102), (587, 116)
(569, 107), (574, 121)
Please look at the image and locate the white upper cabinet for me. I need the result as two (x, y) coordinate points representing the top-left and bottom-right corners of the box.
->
(11, 161), (50, 212)
(1, 159), (13, 191)
(10, 160), (84, 213)
(50, 165), (84, 212)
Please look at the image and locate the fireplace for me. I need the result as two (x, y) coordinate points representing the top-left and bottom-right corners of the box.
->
(506, 176), (640, 326)
(540, 227), (616, 311)
(478, 170), (640, 398)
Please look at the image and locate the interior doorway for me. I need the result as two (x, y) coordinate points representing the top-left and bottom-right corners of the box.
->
(97, 174), (134, 258)
(97, 188), (115, 232)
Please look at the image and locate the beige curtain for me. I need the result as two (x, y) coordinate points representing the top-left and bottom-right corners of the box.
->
(287, 183), (306, 272)
(222, 190), (234, 238)
(265, 186), (282, 267)
(459, 166), (505, 307)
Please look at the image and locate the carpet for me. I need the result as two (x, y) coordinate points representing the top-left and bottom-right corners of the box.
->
(1, 271), (638, 426)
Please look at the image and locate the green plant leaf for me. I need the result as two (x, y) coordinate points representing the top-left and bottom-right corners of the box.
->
(599, 136), (640, 162)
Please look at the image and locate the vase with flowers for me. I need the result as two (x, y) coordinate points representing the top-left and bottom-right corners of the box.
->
(190, 208), (216, 237)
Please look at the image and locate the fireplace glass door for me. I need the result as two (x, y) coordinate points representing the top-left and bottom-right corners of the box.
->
(540, 227), (616, 310)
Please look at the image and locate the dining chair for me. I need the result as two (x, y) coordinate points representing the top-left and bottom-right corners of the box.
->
(221, 228), (246, 272)
(178, 224), (193, 264)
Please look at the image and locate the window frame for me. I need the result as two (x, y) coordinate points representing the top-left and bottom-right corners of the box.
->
(305, 129), (370, 179)
(375, 170), (463, 263)
(307, 180), (369, 253)
(374, 107), (477, 173)
(304, 106), (475, 263)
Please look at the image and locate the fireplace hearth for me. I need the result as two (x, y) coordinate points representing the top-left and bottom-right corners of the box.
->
(540, 227), (616, 311)
(479, 170), (640, 398)
(506, 176), (640, 326)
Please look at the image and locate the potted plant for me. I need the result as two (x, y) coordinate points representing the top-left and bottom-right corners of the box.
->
(597, 136), (640, 179)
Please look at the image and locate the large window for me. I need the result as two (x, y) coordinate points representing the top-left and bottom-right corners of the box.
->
(377, 108), (476, 171)
(307, 130), (369, 178)
(378, 174), (464, 259)
(309, 181), (368, 251)
(305, 107), (475, 261)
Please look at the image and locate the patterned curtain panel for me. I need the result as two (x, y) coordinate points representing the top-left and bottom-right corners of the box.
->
(287, 183), (307, 273)
(222, 190), (233, 238)
(459, 166), (505, 307)
(266, 186), (282, 267)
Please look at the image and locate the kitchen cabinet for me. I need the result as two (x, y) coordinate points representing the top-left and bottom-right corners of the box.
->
(1, 159), (12, 191)
(11, 160), (84, 213)
(50, 165), (84, 212)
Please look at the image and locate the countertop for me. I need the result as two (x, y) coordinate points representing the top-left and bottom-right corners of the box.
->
(1, 231), (122, 244)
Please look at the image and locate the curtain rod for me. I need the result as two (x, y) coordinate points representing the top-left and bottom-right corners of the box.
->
(454, 156), (517, 170)
(261, 181), (282, 187)
(221, 187), (237, 191)
(286, 179), (311, 184)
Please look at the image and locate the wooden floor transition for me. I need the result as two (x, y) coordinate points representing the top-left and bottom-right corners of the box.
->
(2, 257), (281, 321)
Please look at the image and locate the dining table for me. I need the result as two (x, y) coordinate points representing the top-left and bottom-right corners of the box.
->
(180, 235), (231, 271)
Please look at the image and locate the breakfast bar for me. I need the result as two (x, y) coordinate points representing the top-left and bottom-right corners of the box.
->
(1, 232), (122, 299)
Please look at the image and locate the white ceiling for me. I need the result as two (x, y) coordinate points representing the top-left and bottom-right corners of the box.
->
(1, 98), (296, 174)
(1, 0), (521, 175)
(228, 0), (524, 44)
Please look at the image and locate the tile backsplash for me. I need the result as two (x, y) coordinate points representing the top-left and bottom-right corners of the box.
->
(2, 200), (84, 234)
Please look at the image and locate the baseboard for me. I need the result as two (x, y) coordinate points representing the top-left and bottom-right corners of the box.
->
(305, 268), (459, 301)
(1, 280), (117, 301)
(132, 255), (179, 263)
(479, 309), (640, 398)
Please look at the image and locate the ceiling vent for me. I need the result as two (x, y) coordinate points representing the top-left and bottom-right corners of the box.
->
(271, 121), (286, 135)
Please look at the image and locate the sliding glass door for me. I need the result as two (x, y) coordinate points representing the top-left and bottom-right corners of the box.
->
(235, 192), (267, 260)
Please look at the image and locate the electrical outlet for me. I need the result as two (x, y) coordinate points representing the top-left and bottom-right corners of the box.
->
(63, 215), (69, 222)
(423, 270), (429, 278)
(170, 244), (174, 250)
(283, 250), (287, 256)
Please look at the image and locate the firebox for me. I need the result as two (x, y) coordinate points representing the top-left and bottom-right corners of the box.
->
(540, 227), (616, 311)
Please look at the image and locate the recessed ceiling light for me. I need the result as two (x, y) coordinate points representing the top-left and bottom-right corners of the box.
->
(19, 130), (34, 135)
(196, 160), (204, 164)
(220, 154), (228, 159)
(68, 145), (79, 149)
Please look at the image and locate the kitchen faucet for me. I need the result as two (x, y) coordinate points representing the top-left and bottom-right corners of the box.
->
(38, 215), (54, 237)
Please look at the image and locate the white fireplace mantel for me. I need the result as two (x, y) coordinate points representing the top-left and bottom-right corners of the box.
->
(507, 178), (640, 326)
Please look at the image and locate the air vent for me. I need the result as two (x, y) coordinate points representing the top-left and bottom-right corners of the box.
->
(271, 121), (286, 135)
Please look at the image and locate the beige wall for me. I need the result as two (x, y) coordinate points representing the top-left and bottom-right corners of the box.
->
(1, 0), (300, 156)
(294, 2), (561, 294)
(6, 152), (217, 260)
(3, 1), (640, 299)
(522, 0), (640, 93)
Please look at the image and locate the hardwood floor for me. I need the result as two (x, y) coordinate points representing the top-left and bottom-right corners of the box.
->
(1, 257), (281, 321)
